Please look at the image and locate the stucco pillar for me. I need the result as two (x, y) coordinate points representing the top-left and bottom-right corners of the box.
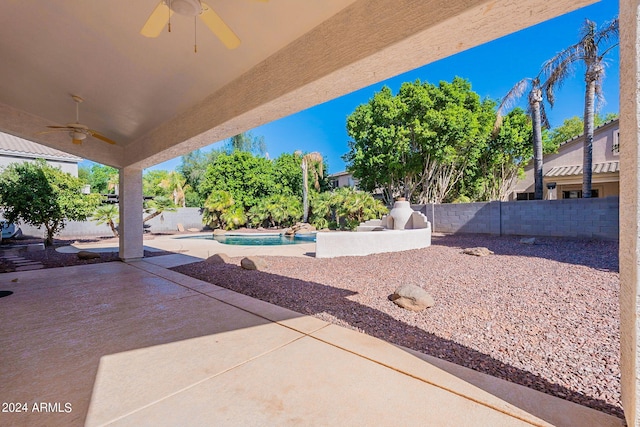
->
(619, 1), (640, 424)
(118, 166), (144, 262)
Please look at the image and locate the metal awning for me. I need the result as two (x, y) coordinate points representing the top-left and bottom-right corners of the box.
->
(545, 161), (619, 177)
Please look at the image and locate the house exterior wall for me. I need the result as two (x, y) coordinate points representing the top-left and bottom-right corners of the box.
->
(329, 172), (358, 189)
(0, 155), (79, 176)
(511, 120), (620, 199)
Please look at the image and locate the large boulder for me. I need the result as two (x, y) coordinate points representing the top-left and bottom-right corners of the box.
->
(284, 222), (317, 236)
(77, 250), (101, 260)
(241, 256), (268, 271)
(205, 253), (231, 265)
(390, 284), (435, 311)
(213, 229), (227, 236)
(462, 247), (493, 257)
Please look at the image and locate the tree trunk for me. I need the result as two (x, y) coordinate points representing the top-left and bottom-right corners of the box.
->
(583, 75), (597, 198)
(529, 90), (544, 200)
(108, 219), (119, 237)
(143, 211), (161, 223)
(44, 223), (54, 246)
(302, 159), (309, 223)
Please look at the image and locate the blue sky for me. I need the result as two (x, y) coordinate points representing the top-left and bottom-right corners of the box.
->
(140, 0), (619, 175)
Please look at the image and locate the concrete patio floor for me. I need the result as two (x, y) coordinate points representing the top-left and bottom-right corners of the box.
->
(0, 251), (625, 426)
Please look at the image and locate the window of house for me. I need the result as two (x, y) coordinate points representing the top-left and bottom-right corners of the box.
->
(612, 130), (620, 155)
(562, 189), (599, 199)
(516, 192), (535, 200)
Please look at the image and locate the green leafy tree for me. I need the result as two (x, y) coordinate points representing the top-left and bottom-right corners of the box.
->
(344, 86), (408, 206)
(199, 151), (275, 212)
(143, 170), (170, 198)
(472, 108), (533, 200)
(0, 160), (101, 245)
(86, 164), (119, 194)
(78, 166), (90, 185)
(272, 153), (303, 197)
(549, 113), (619, 147)
(178, 149), (221, 206)
(543, 18), (619, 198)
(224, 131), (267, 156)
(345, 78), (496, 204)
(92, 204), (119, 237)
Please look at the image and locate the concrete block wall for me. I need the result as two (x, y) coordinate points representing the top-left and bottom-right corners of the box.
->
(7, 208), (206, 239)
(413, 196), (619, 240)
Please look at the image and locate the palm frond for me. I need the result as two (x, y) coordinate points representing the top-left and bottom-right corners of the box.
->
(539, 102), (550, 130)
(542, 46), (580, 107)
(493, 78), (531, 136)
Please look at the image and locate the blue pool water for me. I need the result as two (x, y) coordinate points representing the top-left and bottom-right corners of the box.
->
(181, 233), (316, 246)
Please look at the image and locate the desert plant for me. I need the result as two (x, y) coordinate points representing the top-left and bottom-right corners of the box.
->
(92, 204), (119, 237)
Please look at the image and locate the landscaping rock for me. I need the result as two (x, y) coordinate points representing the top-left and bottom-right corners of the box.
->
(390, 284), (435, 311)
(213, 229), (226, 236)
(206, 253), (231, 265)
(520, 237), (536, 245)
(462, 247), (493, 257)
(241, 256), (268, 271)
(284, 222), (316, 236)
(77, 250), (101, 260)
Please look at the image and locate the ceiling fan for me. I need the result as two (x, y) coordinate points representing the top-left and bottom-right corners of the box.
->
(37, 95), (117, 145)
(141, 0), (267, 50)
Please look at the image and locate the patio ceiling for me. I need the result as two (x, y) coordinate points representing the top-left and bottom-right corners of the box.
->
(0, 0), (596, 169)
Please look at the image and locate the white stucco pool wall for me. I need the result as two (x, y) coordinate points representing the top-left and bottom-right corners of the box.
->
(315, 226), (432, 258)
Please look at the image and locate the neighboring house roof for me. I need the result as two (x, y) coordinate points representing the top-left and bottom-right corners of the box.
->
(557, 118), (618, 148)
(328, 170), (352, 178)
(545, 161), (620, 177)
(0, 132), (82, 163)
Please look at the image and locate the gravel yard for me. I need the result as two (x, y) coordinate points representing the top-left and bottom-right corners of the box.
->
(172, 233), (622, 419)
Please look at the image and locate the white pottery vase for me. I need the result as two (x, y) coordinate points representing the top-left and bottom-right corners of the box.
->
(389, 199), (413, 230)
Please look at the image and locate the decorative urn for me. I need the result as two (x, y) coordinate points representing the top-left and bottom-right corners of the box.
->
(389, 198), (413, 230)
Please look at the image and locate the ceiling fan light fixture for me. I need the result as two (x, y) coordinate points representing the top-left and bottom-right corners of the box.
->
(70, 131), (87, 143)
(170, 0), (202, 17)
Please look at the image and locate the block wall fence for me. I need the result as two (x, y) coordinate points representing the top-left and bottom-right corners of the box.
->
(7, 198), (620, 240)
(413, 196), (619, 240)
(8, 208), (206, 239)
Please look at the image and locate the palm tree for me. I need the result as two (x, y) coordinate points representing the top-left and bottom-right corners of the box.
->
(543, 18), (619, 198)
(202, 190), (235, 229)
(91, 204), (119, 237)
(297, 151), (323, 222)
(143, 196), (176, 223)
(495, 76), (549, 200)
(160, 171), (188, 207)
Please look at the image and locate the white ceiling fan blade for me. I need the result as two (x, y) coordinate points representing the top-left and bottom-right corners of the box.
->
(200, 3), (240, 49)
(141, 1), (173, 38)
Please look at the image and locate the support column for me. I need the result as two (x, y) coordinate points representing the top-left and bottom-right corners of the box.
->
(118, 166), (144, 262)
(619, 1), (640, 425)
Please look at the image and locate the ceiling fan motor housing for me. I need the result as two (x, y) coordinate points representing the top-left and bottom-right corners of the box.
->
(170, 0), (202, 16)
(70, 131), (87, 142)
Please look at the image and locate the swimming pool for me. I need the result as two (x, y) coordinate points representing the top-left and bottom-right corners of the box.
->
(180, 233), (316, 246)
